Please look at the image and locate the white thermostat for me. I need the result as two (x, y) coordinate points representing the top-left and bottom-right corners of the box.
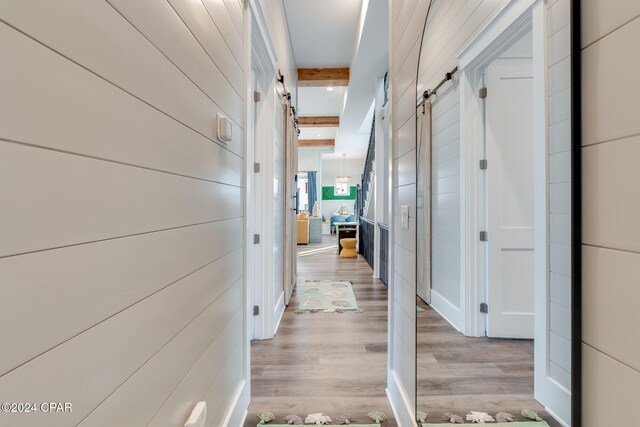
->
(184, 401), (206, 427)
(217, 113), (233, 143)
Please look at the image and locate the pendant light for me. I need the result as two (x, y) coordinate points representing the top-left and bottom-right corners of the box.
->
(336, 154), (350, 184)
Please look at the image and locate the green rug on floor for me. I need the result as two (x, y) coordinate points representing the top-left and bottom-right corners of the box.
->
(265, 425), (379, 427)
(297, 280), (359, 312)
(423, 423), (550, 426)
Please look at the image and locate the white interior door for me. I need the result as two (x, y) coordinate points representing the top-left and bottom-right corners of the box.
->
(485, 57), (535, 339)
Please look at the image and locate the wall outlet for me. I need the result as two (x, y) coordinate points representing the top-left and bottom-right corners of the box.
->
(401, 205), (409, 229)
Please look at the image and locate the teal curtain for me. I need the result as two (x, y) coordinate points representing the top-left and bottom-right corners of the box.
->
(307, 171), (317, 213)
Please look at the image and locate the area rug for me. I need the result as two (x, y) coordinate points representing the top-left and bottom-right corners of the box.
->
(297, 280), (359, 312)
(266, 425), (379, 427)
(423, 423), (550, 426)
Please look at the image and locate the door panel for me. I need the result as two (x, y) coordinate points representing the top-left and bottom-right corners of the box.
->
(485, 58), (535, 339)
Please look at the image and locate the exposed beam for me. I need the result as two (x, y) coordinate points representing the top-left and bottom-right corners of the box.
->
(298, 68), (350, 87)
(298, 139), (335, 148)
(298, 116), (340, 127)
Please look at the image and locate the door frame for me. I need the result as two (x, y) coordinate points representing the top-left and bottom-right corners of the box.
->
(458, 0), (545, 340)
(246, 0), (282, 342)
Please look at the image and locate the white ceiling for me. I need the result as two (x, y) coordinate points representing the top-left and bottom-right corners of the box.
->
(297, 86), (346, 117)
(298, 127), (338, 140)
(284, 0), (389, 160)
(284, 0), (363, 68)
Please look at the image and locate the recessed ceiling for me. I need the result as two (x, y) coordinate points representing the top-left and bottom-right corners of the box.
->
(299, 127), (338, 140)
(284, 0), (363, 68)
(297, 86), (346, 117)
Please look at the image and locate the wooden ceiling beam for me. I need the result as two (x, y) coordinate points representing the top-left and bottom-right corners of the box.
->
(298, 116), (340, 127)
(298, 139), (335, 148)
(298, 67), (350, 87)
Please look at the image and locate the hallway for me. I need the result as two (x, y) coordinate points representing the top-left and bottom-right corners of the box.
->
(245, 236), (397, 426)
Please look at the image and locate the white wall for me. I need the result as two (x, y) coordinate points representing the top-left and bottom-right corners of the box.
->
(430, 84), (462, 311)
(321, 157), (364, 219)
(388, 1), (423, 424)
(545, 0), (573, 400)
(259, 0), (297, 106)
(581, 2), (640, 425)
(0, 0), (247, 426)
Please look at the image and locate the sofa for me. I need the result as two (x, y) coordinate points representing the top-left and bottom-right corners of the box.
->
(297, 212), (310, 244)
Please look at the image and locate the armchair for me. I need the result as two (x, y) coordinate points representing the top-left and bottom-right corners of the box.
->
(297, 212), (310, 244)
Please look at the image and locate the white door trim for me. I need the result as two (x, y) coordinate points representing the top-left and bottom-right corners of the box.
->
(247, 0), (281, 342)
(458, 0), (543, 338)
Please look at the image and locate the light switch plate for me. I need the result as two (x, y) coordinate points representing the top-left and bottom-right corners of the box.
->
(184, 401), (206, 427)
(217, 113), (232, 143)
(401, 205), (409, 229)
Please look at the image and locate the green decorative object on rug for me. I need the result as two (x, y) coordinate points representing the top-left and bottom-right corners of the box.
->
(417, 306), (426, 312)
(416, 411), (428, 422)
(258, 411), (275, 424)
(298, 280), (359, 312)
(521, 409), (543, 422)
(367, 411), (388, 424)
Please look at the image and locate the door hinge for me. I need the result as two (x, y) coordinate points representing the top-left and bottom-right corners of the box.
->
(479, 231), (488, 241)
(254, 91), (261, 102)
(253, 305), (260, 316)
(480, 303), (488, 314)
(254, 162), (261, 173)
(253, 234), (260, 244)
(479, 159), (488, 170)
(479, 87), (487, 98)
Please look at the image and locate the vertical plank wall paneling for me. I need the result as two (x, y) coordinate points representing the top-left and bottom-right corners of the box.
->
(547, 0), (573, 392)
(580, 1), (640, 424)
(0, 0), (246, 426)
(388, 0), (419, 422)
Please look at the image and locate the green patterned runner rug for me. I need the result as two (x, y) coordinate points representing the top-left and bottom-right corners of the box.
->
(297, 280), (359, 312)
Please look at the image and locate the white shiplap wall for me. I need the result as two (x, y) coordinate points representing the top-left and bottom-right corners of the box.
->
(0, 0), (247, 426)
(388, 0), (421, 423)
(430, 84), (462, 311)
(547, 0), (573, 393)
(581, 1), (640, 424)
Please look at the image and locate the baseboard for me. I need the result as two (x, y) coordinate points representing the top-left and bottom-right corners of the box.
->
(430, 290), (463, 333)
(222, 379), (250, 427)
(386, 370), (417, 427)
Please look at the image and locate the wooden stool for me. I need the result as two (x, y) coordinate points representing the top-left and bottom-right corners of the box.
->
(339, 238), (357, 258)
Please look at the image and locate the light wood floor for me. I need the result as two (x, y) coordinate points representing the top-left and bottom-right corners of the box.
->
(245, 235), (397, 427)
(417, 298), (562, 426)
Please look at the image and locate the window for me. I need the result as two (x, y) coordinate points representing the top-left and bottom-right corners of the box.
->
(335, 176), (350, 195)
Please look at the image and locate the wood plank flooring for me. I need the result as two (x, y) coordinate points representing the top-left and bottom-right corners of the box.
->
(416, 298), (562, 426)
(245, 236), (397, 427)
